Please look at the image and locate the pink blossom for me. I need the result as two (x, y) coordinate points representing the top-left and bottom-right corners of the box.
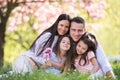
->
(23, 15), (29, 22)
(0, 0), (7, 7)
(33, 23), (39, 30)
(4, 0), (107, 33)
(7, 26), (17, 32)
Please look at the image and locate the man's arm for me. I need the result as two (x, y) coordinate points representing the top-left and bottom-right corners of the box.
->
(96, 44), (112, 73)
(96, 43), (115, 78)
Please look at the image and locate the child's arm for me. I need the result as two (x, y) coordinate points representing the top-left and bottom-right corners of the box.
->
(46, 60), (65, 70)
(90, 57), (99, 74)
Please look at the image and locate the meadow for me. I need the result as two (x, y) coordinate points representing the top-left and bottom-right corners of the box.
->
(0, 62), (120, 80)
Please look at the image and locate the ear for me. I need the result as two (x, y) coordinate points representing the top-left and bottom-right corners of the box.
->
(84, 28), (86, 32)
(82, 28), (86, 34)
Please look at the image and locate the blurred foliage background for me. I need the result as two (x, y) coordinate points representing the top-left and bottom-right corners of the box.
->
(94, 0), (120, 55)
(4, 0), (120, 64)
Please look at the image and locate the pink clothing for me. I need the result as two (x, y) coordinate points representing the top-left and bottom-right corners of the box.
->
(74, 51), (104, 76)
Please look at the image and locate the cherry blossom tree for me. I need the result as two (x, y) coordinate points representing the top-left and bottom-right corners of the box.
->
(0, 0), (107, 66)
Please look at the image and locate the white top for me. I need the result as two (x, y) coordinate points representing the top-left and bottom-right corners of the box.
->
(21, 32), (59, 64)
(96, 43), (112, 73)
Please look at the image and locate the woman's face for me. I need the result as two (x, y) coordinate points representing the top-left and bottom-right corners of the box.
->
(60, 37), (70, 52)
(57, 20), (70, 35)
(76, 40), (88, 55)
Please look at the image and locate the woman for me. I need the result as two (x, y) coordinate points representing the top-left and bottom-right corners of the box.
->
(13, 14), (71, 74)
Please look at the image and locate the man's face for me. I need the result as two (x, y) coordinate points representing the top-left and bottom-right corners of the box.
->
(70, 22), (85, 42)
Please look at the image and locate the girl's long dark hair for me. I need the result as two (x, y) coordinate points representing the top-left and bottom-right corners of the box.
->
(29, 14), (71, 56)
(63, 36), (75, 72)
(74, 32), (98, 66)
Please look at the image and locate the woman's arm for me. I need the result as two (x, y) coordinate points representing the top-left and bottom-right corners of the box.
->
(34, 32), (51, 56)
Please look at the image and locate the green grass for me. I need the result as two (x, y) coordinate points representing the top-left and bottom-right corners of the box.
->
(112, 63), (120, 79)
(0, 62), (119, 80)
(0, 70), (98, 80)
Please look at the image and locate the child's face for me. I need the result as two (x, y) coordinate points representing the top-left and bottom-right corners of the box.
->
(60, 37), (70, 51)
(76, 40), (88, 55)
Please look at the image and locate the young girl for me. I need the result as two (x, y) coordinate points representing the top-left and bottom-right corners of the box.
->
(73, 32), (104, 78)
(40, 35), (72, 74)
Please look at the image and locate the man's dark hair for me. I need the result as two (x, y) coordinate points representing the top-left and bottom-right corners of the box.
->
(71, 16), (85, 27)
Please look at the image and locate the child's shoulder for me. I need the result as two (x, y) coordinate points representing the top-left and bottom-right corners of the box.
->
(52, 52), (56, 57)
(88, 51), (95, 59)
(88, 51), (95, 54)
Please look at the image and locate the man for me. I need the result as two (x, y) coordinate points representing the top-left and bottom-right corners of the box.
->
(69, 16), (115, 78)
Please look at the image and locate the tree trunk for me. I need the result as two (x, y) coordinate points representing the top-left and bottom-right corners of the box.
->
(0, 22), (6, 67)
(0, 1), (18, 67)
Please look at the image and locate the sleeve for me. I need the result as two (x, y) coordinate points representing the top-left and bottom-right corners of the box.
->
(34, 32), (51, 56)
(96, 43), (112, 73)
(88, 51), (95, 60)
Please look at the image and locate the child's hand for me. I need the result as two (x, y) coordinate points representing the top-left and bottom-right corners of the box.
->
(45, 60), (52, 67)
(41, 62), (51, 68)
(42, 48), (52, 60)
(43, 48), (52, 55)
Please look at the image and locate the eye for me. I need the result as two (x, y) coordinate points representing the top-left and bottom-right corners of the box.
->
(65, 26), (69, 28)
(78, 30), (83, 32)
(72, 29), (75, 31)
(62, 41), (65, 43)
(67, 42), (70, 45)
(78, 44), (81, 47)
(60, 24), (64, 26)
(82, 48), (86, 50)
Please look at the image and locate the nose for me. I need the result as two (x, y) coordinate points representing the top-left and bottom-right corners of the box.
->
(64, 42), (67, 45)
(61, 26), (65, 31)
(62, 26), (66, 30)
(74, 31), (79, 35)
(79, 46), (83, 51)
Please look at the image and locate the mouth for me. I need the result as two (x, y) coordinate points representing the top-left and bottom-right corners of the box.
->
(63, 46), (68, 48)
(63, 45), (69, 50)
(73, 37), (79, 41)
(59, 32), (65, 35)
